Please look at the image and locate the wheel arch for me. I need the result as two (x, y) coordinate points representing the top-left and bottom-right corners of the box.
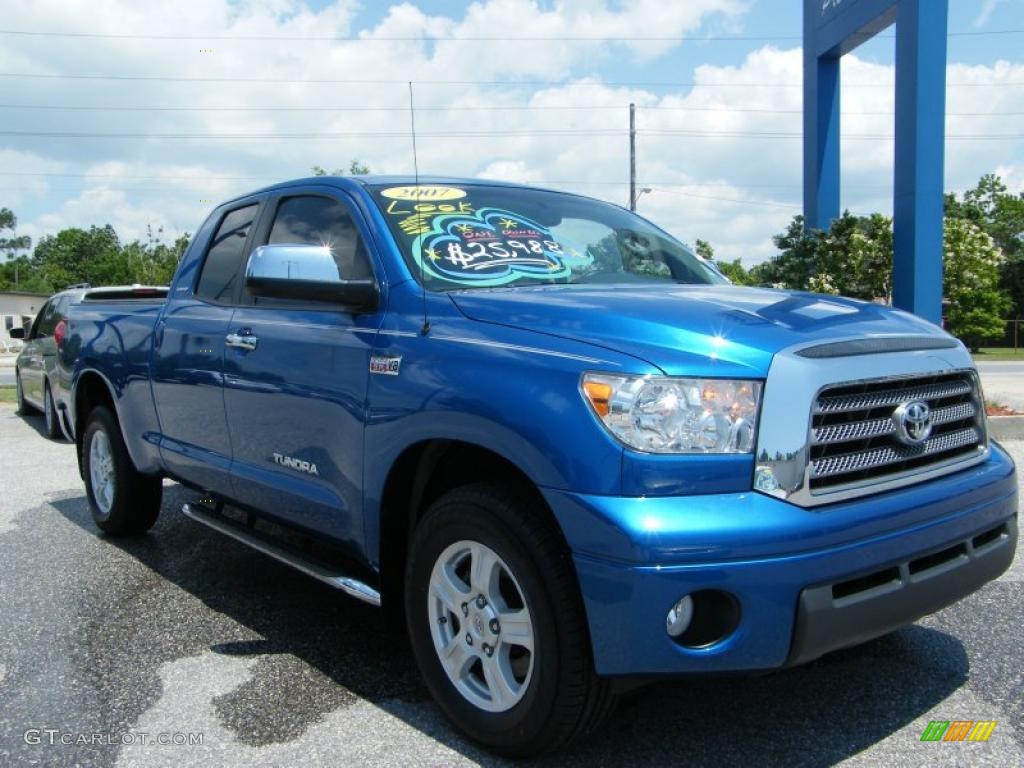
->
(375, 438), (572, 629)
(72, 368), (120, 475)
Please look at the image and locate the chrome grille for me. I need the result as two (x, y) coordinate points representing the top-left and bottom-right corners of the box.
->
(809, 371), (985, 494)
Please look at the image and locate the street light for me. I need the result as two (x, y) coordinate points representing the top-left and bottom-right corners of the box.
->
(631, 187), (652, 210)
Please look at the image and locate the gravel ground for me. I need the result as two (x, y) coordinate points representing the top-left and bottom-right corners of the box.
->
(0, 404), (1020, 768)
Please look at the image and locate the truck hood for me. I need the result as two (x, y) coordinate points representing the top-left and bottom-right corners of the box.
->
(449, 284), (951, 377)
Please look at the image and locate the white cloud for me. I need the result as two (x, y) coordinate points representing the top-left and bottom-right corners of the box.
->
(0, 1), (1021, 269)
(994, 163), (1024, 194)
(0, 149), (65, 207)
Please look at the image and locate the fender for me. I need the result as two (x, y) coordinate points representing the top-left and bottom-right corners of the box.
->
(70, 365), (163, 475)
(361, 408), (574, 569)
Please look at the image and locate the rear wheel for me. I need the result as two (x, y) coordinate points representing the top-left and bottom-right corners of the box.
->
(42, 381), (62, 439)
(405, 483), (615, 756)
(82, 406), (162, 535)
(15, 370), (34, 415)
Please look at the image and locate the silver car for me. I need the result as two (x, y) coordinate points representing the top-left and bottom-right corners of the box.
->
(11, 286), (89, 439)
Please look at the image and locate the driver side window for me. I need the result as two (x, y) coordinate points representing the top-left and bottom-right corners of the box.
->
(31, 300), (56, 339)
(266, 195), (372, 281)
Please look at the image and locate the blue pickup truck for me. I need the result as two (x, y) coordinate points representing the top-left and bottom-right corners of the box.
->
(63, 176), (1017, 755)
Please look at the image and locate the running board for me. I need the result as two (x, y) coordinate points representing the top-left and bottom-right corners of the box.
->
(181, 503), (381, 607)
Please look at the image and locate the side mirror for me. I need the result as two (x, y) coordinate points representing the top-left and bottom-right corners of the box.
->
(245, 244), (378, 311)
(9, 327), (25, 339)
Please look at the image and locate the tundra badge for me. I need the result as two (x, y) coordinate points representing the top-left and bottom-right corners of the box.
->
(272, 453), (319, 476)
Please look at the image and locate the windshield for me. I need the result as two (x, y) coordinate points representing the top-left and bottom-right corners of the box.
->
(367, 183), (726, 291)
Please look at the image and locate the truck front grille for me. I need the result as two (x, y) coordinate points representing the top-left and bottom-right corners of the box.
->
(808, 371), (985, 493)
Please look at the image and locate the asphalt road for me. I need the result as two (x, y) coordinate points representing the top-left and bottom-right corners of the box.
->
(976, 361), (1024, 413)
(0, 404), (1021, 767)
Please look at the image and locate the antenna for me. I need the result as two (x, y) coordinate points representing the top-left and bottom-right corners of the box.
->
(408, 80), (430, 336)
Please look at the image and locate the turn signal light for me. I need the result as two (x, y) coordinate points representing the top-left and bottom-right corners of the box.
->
(582, 380), (613, 417)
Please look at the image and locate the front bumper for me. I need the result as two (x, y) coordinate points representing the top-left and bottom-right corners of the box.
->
(543, 443), (1018, 676)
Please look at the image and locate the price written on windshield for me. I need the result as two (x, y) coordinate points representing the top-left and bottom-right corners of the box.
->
(441, 239), (564, 268)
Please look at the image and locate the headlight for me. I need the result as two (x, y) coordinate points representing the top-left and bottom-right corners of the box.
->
(581, 373), (762, 454)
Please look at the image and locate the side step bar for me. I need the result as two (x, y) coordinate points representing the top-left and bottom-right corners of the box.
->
(181, 503), (381, 607)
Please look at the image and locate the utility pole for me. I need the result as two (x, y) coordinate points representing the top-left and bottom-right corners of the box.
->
(629, 102), (637, 211)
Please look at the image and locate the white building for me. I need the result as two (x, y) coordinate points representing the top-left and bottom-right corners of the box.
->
(0, 291), (47, 339)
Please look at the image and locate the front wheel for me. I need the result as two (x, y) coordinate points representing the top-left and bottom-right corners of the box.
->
(405, 484), (615, 756)
(82, 406), (162, 535)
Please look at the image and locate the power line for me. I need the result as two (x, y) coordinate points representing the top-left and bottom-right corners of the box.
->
(0, 102), (626, 113)
(640, 129), (1024, 140)
(0, 171), (895, 191)
(646, 187), (800, 209)
(1, 102), (1022, 117)
(1, 72), (1021, 87)
(0, 129), (628, 139)
(0, 28), (1020, 42)
(2, 129), (1019, 140)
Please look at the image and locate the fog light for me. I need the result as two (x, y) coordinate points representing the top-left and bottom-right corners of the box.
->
(665, 595), (694, 638)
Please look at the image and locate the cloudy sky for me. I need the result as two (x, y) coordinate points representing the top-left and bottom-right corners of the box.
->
(1, 0), (1022, 265)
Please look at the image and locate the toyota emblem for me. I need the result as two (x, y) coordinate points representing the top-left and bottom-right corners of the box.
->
(892, 400), (933, 446)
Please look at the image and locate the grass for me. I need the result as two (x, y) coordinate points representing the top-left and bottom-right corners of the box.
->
(973, 347), (1024, 361)
(0, 385), (15, 404)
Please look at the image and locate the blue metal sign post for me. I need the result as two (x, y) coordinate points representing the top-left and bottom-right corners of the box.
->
(803, 0), (948, 324)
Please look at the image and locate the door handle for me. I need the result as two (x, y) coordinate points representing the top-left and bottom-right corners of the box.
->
(225, 332), (258, 351)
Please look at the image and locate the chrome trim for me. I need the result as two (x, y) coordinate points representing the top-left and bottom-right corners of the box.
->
(754, 336), (989, 508)
(811, 400), (975, 446)
(225, 332), (259, 351)
(810, 426), (979, 479)
(181, 503), (382, 606)
(815, 379), (972, 415)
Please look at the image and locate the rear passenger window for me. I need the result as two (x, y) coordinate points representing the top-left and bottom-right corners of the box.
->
(267, 196), (372, 280)
(195, 204), (259, 303)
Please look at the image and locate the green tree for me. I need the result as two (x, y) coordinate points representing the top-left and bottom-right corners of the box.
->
(0, 208), (31, 256)
(753, 214), (822, 290)
(312, 159), (371, 176)
(759, 205), (1011, 349)
(714, 258), (752, 285)
(0, 208), (34, 291)
(947, 174), (1024, 318)
(0, 212), (188, 292)
(693, 237), (751, 284)
(942, 217), (1011, 350)
(31, 225), (123, 289)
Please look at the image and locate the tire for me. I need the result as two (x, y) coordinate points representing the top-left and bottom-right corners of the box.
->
(82, 406), (162, 536)
(42, 381), (62, 440)
(15, 370), (35, 415)
(405, 483), (615, 757)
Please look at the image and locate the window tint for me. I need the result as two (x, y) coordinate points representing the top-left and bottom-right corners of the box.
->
(195, 204), (259, 303)
(267, 196), (372, 280)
